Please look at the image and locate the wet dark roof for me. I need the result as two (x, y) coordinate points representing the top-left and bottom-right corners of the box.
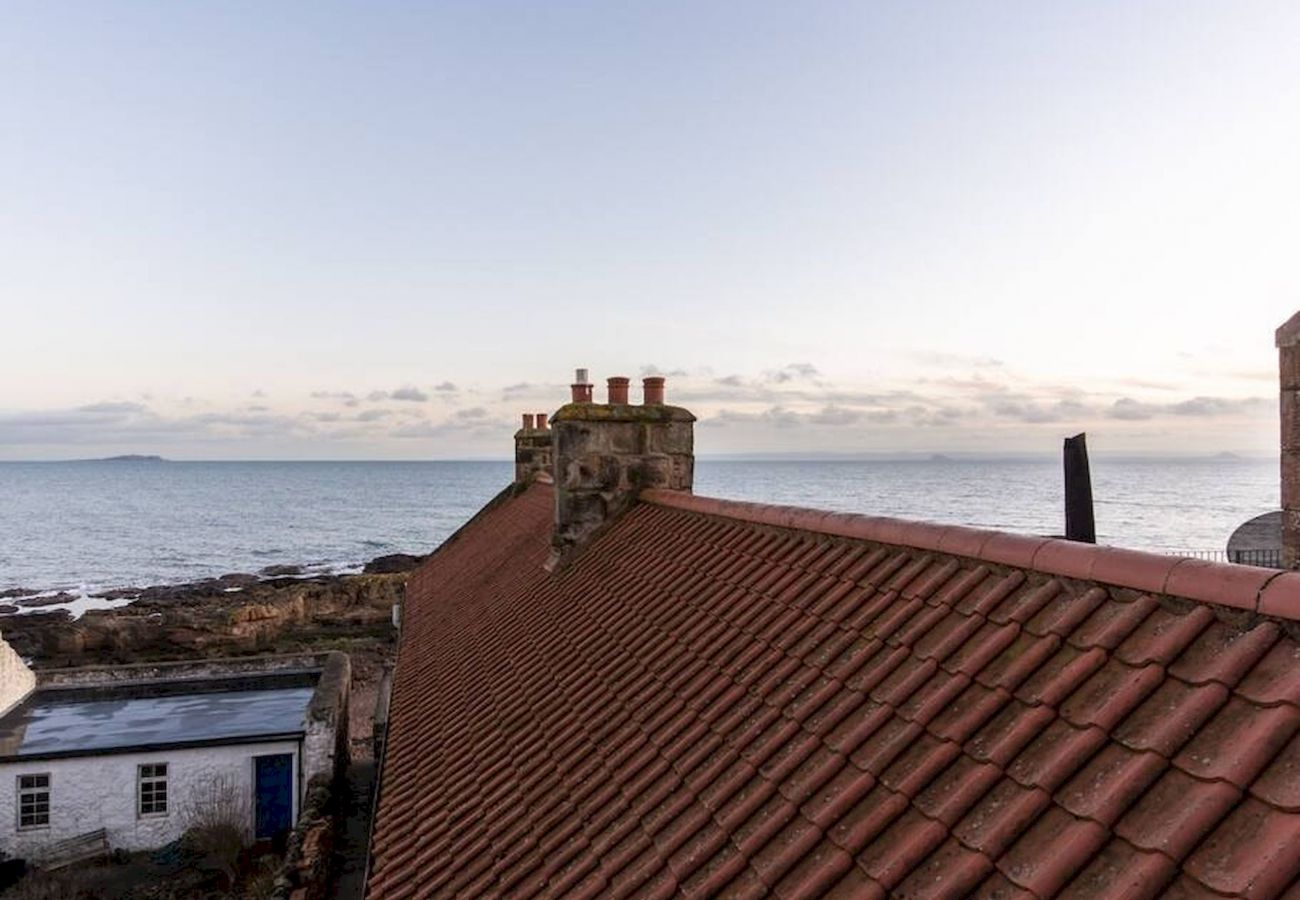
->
(368, 481), (1300, 899)
(0, 683), (314, 760)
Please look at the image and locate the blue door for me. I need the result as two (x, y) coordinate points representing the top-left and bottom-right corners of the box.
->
(254, 754), (294, 839)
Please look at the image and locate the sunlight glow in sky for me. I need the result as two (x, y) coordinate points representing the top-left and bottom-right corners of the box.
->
(2, 1), (1298, 459)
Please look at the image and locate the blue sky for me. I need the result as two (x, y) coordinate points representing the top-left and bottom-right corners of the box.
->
(2, 1), (1298, 459)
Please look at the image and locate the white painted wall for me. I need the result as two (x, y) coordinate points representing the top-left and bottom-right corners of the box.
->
(0, 635), (34, 718)
(0, 739), (300, 857)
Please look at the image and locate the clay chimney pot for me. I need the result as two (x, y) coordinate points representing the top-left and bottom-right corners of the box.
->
(643, 377), (666, 406)
(607, 377), (630, 405)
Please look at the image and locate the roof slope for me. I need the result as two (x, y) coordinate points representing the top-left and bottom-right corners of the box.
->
(368, 482), (1300, 899)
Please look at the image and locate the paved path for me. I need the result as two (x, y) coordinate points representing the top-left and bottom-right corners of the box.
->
(333, 759), (376, 900)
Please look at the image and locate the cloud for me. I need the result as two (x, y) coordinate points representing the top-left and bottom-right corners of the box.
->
(1172, 396), (1271, 417)
(310, 390), (360, 408)
(641, 364), (689, 378)
(454, 407), (489, 421)
(76, 401), (147, 415)
(434, 382), (457, 392)
(356, 409), (392, 422)
(1108, 398), (1158, 421)
(764, 363), (821, 384)
(389, 385), (429, 402)
(911, 351), (1005, 370)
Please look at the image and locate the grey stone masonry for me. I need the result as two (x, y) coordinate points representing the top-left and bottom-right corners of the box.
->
(550, 402), (695, 564)
(1279, 311), (1300, 568)
(515, 421), (554, 484)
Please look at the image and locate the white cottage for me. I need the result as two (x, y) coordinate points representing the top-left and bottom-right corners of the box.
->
(0, 639), (348, 862)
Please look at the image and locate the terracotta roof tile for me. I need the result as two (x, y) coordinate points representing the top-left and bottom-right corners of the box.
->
(1055, 742), (1166, 826)
(367, 483), (1300, 898)
(953, 777), (1052, 857)
(1173, 696), (1299, 787)
(1114, 767), (1241, 859)
(913, 754), (1003, 826)
(997, 805), (1108, 896)
(1057, 838), (1176, 899)
(1168, 620), (1280, 688)
(1183, 796), (1300, 898)
(892, 837), (995, 899)
(1237, 639), (1300, 707)
(1114, 678), (1230, 757)
(1250, 732), (1300, 811)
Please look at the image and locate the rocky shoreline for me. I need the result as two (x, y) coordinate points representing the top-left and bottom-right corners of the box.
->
(0, 553), (425, 667)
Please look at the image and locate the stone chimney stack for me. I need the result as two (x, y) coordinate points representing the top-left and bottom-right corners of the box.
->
(1278, 312), (1300, 568)
(514, 412), (553, 485)
(551, 370), (694, 563)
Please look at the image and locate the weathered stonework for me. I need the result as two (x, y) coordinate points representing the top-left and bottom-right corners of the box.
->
(550, 402), (694, 563)
(1279, 311), (1300, 568)
(514, 422), (553, 485)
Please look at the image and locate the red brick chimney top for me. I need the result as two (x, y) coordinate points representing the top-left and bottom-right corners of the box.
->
(643, 377), (666, 406)
(607, 377), (630, 405)
(535, 413), (549, 431)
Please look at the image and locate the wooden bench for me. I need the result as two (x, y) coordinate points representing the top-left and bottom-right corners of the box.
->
(37, 828), (108, 870)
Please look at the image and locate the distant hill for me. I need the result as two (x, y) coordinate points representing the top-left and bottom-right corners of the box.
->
(95, 455), (166, 462)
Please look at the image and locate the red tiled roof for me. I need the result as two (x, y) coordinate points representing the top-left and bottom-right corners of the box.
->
(366, 482), (1300, 899)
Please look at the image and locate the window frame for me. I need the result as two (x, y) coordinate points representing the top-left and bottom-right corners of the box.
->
(17, 773), (51, 831)
(137, 762), (169, 818)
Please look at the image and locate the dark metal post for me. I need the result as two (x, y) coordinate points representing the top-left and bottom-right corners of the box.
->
(1064, 433), (1096, 543)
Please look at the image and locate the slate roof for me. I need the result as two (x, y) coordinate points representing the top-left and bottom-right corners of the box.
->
(367, 481), (1300, 899)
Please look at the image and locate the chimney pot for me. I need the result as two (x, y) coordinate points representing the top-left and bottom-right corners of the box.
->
(521, 413), (533, 431)
(570, 367), (593, 403)
(535, 412), (548, 431)
(607, 376), (630, 405)
(643, 376), (666, 406)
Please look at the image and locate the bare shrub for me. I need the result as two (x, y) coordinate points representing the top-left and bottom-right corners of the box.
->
(4, 868), (98, 900)
(182, 773), (250, 888)
(240, 855), (279, 900)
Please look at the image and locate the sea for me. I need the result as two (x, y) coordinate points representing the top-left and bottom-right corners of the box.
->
(0, 458), (1278, 616)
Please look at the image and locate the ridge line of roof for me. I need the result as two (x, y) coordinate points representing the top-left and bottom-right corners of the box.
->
(639, 489), (1300, 622)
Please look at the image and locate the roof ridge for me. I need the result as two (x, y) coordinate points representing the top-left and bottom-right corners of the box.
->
(639, 489), (1300, 622)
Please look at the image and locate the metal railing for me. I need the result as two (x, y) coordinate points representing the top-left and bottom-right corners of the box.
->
(1169, 548), (1284, 568)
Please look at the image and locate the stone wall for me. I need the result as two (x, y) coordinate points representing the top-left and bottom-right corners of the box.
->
(0, 633), (34, 718)
(302, 652), (350, 785)
(271, 774), (336, 900)
(1280, 311), (1300, 568)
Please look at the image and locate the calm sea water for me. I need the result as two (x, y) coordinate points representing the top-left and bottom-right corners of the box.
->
(0, 458), (1279, 599)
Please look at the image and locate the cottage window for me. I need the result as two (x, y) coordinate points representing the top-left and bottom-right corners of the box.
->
(18, 774), (50, 830)
(138, 763), (168, 816)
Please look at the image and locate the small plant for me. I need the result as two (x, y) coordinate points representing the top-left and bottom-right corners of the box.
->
(181, 773), (250, 890)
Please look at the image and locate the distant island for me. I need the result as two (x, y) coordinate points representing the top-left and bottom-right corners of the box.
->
(95, 454), (166, 462)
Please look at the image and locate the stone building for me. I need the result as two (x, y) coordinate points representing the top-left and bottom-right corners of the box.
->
(366, 370), (1300, 899)
(0, 647), (348, 861)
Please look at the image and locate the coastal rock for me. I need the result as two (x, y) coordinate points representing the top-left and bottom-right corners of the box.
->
(0, 588), (32, 600)
(363, 554), (427, 574)
(217, 573), (260, 588)
(0, 574), (404, 667)
(16, 592), (76, 608)
(260, 564), (304, 577)
(0, 605), (16, 616)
